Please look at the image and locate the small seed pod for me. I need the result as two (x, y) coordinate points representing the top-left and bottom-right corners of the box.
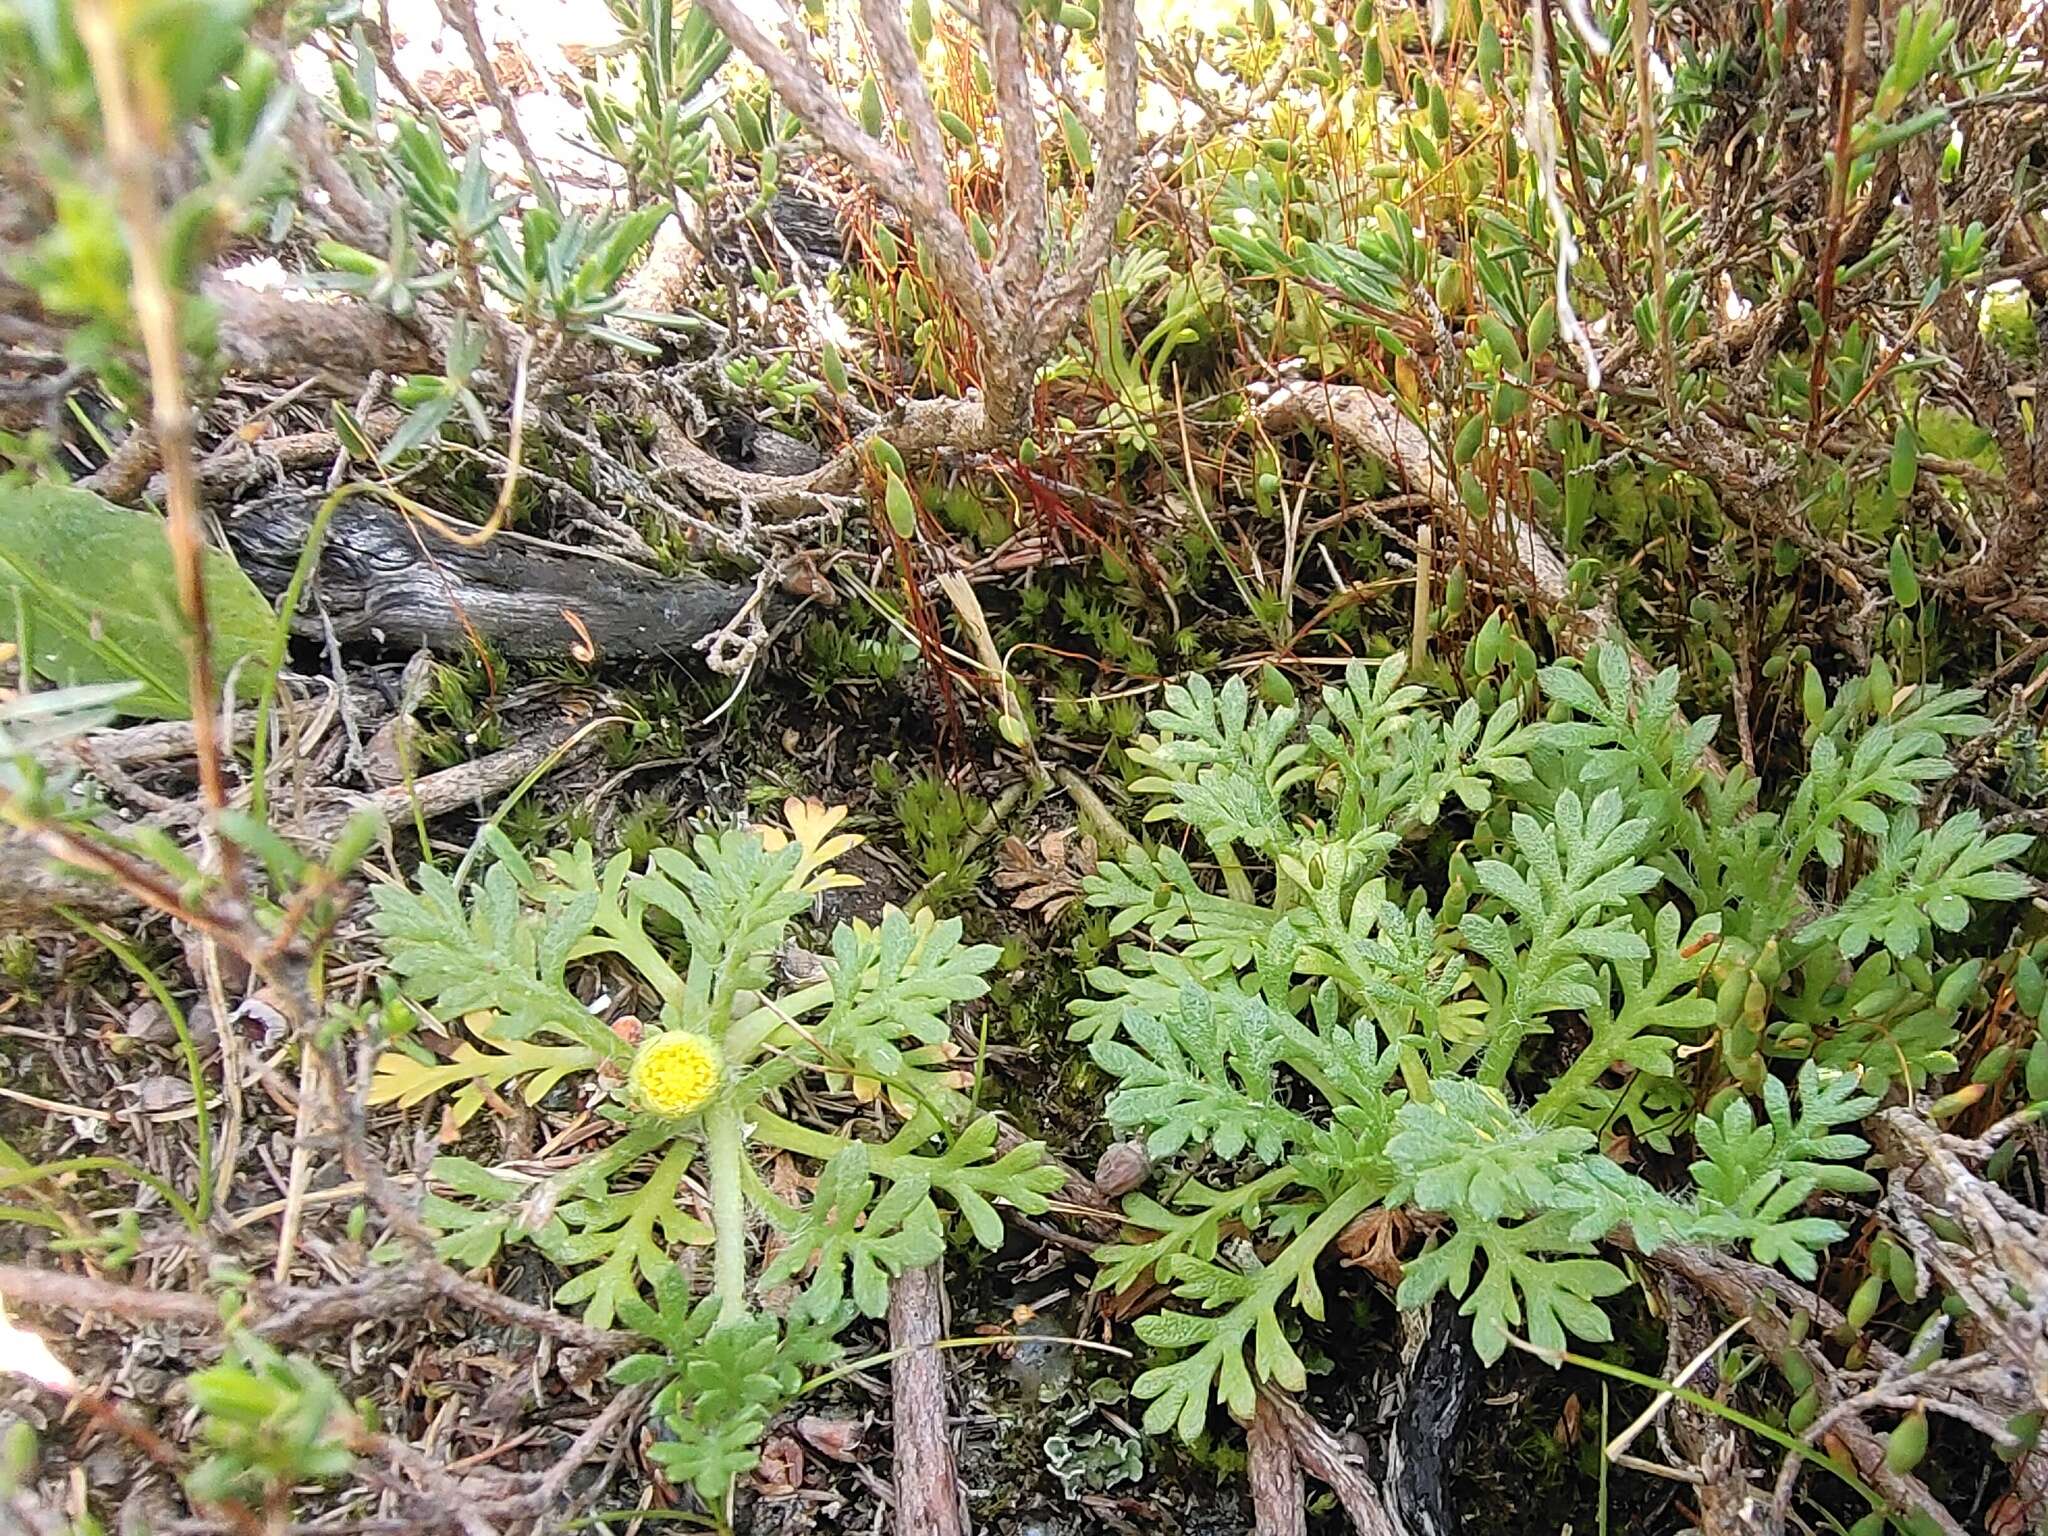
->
(1093, 1140), (1152, 1199)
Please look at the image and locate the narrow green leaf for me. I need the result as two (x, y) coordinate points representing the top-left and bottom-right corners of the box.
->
(1888, 538), (1920, 608)
(884, 470), (918, 538)
(1888, 420), (1918, 499)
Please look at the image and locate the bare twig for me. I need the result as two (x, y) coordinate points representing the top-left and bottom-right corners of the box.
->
(434, 0), (559, 215)
(75, 1), (237, 885)
(688, 0), (1138, 441)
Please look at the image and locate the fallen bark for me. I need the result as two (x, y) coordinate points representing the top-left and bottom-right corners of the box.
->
(888, 1262), (967, 1536)
(224, 492), (747, 661)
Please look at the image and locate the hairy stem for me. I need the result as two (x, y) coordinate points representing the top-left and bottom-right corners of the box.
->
(704, 1094), (749, 1325)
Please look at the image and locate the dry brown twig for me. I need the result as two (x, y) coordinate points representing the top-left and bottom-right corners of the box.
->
(434, 0), (559, 217)
(72, 0), (238, 891)
(1246, 1390), (1308, 1536)
(1253, 1386), (1403, 1536)
(1637, 1237), (1980, 1536)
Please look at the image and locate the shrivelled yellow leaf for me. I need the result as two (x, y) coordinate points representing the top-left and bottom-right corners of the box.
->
(369, 1011), (603, 1128)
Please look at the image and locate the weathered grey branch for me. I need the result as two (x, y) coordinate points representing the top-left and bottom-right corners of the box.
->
(1, 720), (608, 929)
(1652, 1269), (1767, 1535)
(982, 0), (1048, 313)
(1642, 1239), (1968, 1536)
(654, 393), (994, 515)
(224, 492), (747, 662)
(1027, 0), (1139, 357)
(855, 0), (996, 344)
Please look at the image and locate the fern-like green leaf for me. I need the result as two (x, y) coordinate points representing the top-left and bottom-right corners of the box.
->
(1396, 1208), (1629, 1365)
(1129, 673), (1315, 854)
(1091, 987), (1315, 1162)
(809, 906), (1000, 1084)
(1688, 1062), (1878, 1277)
(550, 1137), (712, 1328)
(758, 1141), (944, 1318)
(369, 862), (615, 1054)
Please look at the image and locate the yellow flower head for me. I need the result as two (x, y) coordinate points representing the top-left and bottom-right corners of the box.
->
(759, 797), (865, 894)
(629, 1031), (722, 1117)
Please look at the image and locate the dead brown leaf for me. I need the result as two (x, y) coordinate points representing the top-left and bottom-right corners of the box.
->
(1336, 1206), (1430, 1288)
(1986, 1491), (2036, 1536)
(1554, 1392), (1582, 1446)
(752, 1432), (805, 1498)
(795, 1413), (866, 1463)
(993, 827), (1097, 921)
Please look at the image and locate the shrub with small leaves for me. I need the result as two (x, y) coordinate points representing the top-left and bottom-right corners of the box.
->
(184, 1336), (356, 1511)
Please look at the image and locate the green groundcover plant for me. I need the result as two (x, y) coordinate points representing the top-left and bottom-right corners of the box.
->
(368, 800), (1060, 1510)
(1074, 646), (2032, 1436)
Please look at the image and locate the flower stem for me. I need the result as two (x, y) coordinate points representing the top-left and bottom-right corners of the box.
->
(703, 1094), (749, 1326)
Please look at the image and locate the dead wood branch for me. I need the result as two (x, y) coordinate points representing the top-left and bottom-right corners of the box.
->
(224, 492), (747, 662)
(0, 1260), (633, 1353)
(205, 282), (439, 381)
(1383, 1300), (1472, 1536)
(1256, 1387), (1403, 1536)
(888, 1261), (967, 1536)
(1256, 382), (1607, 655)
(652, 391), (994, 515)
(4, 272), (436, 388)
(1256, 380), (1739, 786)
(1652, 1269), (1767, 1535)
(0, 720), (609, 928)
(1870, 1107), (2048, 1416)
(288, 715), (609, 840)
(1247, 1390), (1308, 1536)
(1642, 1239), (1972, 1536)
(434, 0), (557, 215)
